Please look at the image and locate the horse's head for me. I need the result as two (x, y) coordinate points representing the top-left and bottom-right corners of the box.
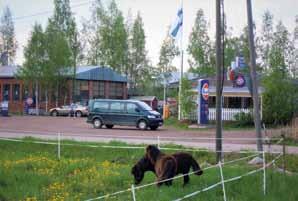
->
(145, 145), (160, 164)
(131, 156), (155, 185)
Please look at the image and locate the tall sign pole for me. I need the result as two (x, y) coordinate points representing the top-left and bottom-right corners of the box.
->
(215, 0), (223, 162)
(246, 0), (263, 152)
(178, 0), (184, 121)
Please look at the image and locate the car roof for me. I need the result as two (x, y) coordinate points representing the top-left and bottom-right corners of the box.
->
(92, 99), (142, 103)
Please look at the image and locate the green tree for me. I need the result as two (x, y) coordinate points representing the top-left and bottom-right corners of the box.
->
(187, 9), (214, 75)
(91, 0), (128, 73)
(262, 71), (298, 125)
(290, 15), (298, 78)
(45, 20), (71, 106)
(52, 0), (81, 101)
(0, 6), (17, 65)
(17, 23), (47, 115)
(258, 11), (274, 70)
(158, 29), (179, 74)
(128, 12), (148, 88)
(180, 77), (195, 120)
(268, 21), (292, 75)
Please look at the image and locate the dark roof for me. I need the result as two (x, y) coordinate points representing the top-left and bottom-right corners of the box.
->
(0, 65), (127, 82)
(76, 66), (127, 82)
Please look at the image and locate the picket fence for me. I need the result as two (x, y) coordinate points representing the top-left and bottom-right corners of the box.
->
(187, 108), (251, 121)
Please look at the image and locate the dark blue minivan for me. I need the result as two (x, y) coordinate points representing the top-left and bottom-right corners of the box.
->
(87, 99), (163, 130)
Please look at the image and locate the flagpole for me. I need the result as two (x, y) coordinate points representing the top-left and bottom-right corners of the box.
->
(178, 0), (183, 121)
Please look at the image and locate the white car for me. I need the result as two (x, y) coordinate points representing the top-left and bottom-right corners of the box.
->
(49, 104), (88, 117)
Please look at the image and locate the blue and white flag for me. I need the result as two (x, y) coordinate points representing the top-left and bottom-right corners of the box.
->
(170, 7), (183, 40)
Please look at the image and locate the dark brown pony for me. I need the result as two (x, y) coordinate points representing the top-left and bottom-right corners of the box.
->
(131, 145), (203, 186)
(131, 156), (155, 185)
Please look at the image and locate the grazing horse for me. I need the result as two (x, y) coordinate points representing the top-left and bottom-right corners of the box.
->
(131, 145), (203, 186)
(131, 156), (155, 185)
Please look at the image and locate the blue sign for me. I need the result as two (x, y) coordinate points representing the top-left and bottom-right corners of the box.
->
(197, 79), (209, 124)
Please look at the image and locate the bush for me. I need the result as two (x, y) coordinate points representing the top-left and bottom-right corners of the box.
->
(234, 111), (254, 127)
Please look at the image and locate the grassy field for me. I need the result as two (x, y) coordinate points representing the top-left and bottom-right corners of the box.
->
(0, 138), (298, 201)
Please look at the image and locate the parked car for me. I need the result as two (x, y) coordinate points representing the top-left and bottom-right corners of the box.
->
(87, 99), (163, 130)
(50, 104), (88, 117)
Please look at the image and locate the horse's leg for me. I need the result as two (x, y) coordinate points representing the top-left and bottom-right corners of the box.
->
(183, 175), (190, 186)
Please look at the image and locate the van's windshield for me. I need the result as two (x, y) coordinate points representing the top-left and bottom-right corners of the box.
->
(138, 101), (153, 111)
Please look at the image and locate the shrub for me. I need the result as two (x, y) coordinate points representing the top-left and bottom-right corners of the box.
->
(234, 111), (254, 127)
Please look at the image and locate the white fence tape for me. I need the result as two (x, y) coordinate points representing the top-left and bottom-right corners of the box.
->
(172, 153), (282, 201)
(0, 128), (282, 141)
(0, 136), (283, 154)
(0, 135), (284, 201)
(84, 152), (271, 201)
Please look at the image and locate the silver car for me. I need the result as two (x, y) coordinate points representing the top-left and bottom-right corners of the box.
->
(50, 104), (88, 117)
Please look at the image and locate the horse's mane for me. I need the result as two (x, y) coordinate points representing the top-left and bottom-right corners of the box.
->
(146, 145), (162, 164)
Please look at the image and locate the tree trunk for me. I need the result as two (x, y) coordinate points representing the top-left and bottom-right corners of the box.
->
(35, 81), (39, 116)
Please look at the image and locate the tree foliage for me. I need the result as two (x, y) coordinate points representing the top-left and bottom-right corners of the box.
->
(158, 29), (179, 74)
(187, 9), (214, 76)
(17, 23), (47, 114)
(0, 6), (17, 65)
(180, 77), (195, 119)
(262, 71), (298, 125)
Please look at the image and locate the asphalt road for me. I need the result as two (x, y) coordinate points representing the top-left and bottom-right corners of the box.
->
(0, 116), (296, 154)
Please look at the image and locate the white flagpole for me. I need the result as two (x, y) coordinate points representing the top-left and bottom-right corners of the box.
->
(178, 0), (184, 121)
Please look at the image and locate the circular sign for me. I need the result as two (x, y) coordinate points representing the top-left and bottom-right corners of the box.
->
(26, 97), (33, 106)
(201, 83), (209, 101)
(235, 75), (245, 87)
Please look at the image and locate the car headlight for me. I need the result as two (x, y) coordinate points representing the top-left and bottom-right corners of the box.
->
(147, 115), (156, 119)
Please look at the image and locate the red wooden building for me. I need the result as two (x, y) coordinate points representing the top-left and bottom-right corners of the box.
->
(0, 65), (128, 113)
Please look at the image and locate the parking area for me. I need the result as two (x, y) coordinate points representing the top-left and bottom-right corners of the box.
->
(0, 116), (266, 141)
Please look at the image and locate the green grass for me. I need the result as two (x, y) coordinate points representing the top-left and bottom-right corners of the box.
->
(163, 117), (255, 131)
(0, 139), (298, 201)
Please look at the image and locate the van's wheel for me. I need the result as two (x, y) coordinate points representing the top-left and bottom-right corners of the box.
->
(51, 110), (58, 117)
(138, 120), (148, 130)
(106, 124), (114, 129)
(93, 118), (103, 129)
(150, 126), (158, 130)
(76, 111), (82, 117)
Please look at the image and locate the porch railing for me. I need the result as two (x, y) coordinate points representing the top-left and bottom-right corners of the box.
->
(186, 108), (251, 121)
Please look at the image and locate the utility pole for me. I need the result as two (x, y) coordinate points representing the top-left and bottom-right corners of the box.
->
(246, 0), (263, 152)
(215, 0), (223, 162)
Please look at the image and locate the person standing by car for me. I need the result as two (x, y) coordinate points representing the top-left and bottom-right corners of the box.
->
(70, 102), (76, 118)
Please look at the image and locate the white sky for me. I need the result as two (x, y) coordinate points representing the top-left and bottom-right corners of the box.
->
(1, 0), (297, 70)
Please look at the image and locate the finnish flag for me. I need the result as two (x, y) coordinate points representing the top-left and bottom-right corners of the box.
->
(170, 7), (183, 40)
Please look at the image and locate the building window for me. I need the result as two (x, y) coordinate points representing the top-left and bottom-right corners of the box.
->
(109, 82), (123, 99)
(93, 81), (105, 98)
(74, 80), (89, 101)
(208, 96), (216, 107)
(23, 86), (29, 100)
(228, 97), (242, 108)
(13, 84), (20, 101)
(2, 84), (10, 101)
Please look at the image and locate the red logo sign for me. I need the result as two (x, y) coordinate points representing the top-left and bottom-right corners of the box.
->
(201, 83), (209, 101)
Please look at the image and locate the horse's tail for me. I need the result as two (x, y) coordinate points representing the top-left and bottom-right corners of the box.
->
(190, 157), (203, 176)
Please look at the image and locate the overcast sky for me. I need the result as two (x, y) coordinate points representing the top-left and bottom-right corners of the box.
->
(1, 0), (297, 70)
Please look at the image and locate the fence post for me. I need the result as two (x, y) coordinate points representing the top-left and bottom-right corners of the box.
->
(218, 161), (227, 201)
(262, 151), (266, 195)
(131, 184), (136, 201)
(281, 134), (286, 175)
(58, 132), (61, 160)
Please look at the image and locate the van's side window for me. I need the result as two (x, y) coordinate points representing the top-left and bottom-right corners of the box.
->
(127, 103), (138, 114)
(93, 101), (109, 112)
(110, 102), (125, 112)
